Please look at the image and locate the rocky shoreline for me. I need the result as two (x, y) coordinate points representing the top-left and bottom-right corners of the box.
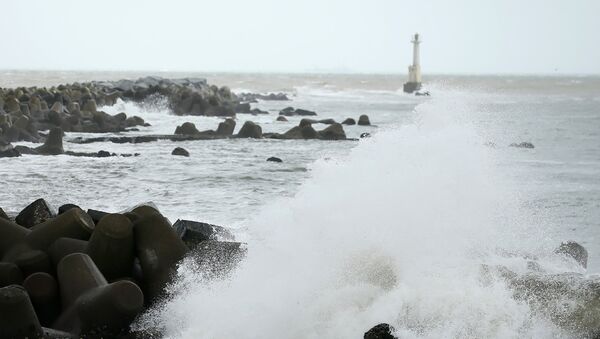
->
(0, 199), (243, 338)
(1, 76), (377, 158)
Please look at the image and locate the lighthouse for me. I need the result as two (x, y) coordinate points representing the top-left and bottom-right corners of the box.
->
(403, 33), (422, 93)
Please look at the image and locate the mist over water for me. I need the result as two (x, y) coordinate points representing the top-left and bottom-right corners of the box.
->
(135, 93), (577, 338)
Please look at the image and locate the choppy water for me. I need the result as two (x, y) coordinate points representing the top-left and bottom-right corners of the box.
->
(1, 72), (600, 338)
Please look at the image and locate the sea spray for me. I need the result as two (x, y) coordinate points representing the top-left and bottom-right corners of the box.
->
(134, 96), (569, 339)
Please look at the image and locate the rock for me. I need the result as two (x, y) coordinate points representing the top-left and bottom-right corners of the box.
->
(555, 241), (588, 268)
(125, 116), (145, 127)
(172, 147), (190, 157)
(358, 114), (371, 126)
(173, 219), (234, 248)
(360, 132), (372, 138)
(250, 108), (268, 115)
(299, 118), (314, 128)
(317, 118), (337, 125)
(267, 156), (283, 163)
(0, 147), (21, 158)
(509, 142), (535, 149)
(174, 122), (201, 135)
(318, 123), (346, 140)
(237, 121), (262, 138)
(279, 107), (317, 116)
(279, 125), (317, 139)
(341, 118), (356, 125)
(15, 198), (55, 228)
(216, 118), (236, 136)
(35, 127), (64, 155)
(364, 323), (396, 339)
(276, 116), (288, 122)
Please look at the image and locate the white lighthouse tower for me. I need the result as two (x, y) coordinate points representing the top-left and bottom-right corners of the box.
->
(403, 33), (422, 93)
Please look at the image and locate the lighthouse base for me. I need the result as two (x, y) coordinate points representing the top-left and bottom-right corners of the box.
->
(403, 82), (421, 94)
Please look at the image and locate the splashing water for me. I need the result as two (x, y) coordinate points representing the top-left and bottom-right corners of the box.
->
(135, 94), (575, 339)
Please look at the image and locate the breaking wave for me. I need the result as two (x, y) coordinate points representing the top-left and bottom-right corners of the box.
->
(135, 93), (586, 339)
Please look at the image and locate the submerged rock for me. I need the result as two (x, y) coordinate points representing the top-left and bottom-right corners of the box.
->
(279, 107), (317, 117)
(318, 123), (346, 140)
(236, 121), (262, 138)
(171, 147), (190, 157)
(216, 118), (236, 136)
(358, 114), (371, 126)
(267, 156), (283, 163)
(276, 116), (288, 122)
(341, 118), (356, 125)
(36, 128), (64, 155)
(509, 142), (535, 149)
(174, 122), (201, 135)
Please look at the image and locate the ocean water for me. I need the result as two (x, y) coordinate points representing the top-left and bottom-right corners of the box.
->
(1, 72), (599, 338)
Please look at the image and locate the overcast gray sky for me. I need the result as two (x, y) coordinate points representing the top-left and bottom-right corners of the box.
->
(1, 0), (599, 74)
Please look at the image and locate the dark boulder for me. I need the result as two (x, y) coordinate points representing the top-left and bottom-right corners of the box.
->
(36, 127), (64, 155)
(276, 116), (288, 122)
(216, 118), (236, 136)
(358, 115), (371, 126)
(279, 107), (317, 117)
(299, 118), (314, 128)
(267, 157), (283, 163)
(250, 108), (268, 115)
(0, 147), (21, 158)
(360, 132), (372, 138)
(172, 147), (190, 157)
(237, 121), (262, 138)
(364, 323), (396, 339)
(555, 241), (588, 268)
(318, 123), (346, 140)
(342, 118), (356, 125)
(174, 122), (201, 135)
(15, 198), (55, 228)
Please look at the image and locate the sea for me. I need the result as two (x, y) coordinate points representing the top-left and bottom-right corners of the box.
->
(1, 71), (599, 338)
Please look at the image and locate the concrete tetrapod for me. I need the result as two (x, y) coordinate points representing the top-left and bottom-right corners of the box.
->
(54, 253), (144, 335)
(0, 285), (43, 338)
(133, 210), (188, 302)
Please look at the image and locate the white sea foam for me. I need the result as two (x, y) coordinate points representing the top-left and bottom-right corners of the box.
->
(135, 94), (573, 338)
